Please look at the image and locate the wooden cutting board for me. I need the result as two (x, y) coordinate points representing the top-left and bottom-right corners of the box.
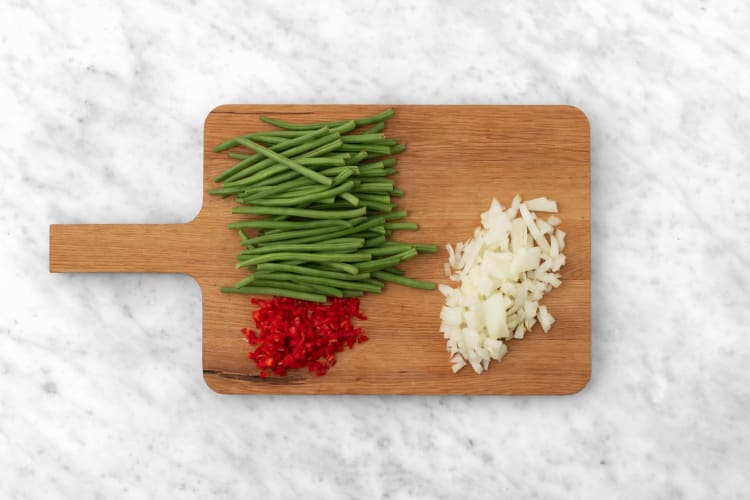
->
(49, 105), (590, 395)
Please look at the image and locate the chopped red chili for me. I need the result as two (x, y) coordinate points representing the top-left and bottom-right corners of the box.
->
(242, 297), (368, 378)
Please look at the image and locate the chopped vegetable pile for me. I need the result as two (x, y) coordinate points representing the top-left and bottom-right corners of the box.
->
(440, 195), (566, 374)
(243, 297), (367, 377)
(210, 108), (437, 302)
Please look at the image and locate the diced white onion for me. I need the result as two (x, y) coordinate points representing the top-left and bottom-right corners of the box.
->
(439, 195), (567, 374)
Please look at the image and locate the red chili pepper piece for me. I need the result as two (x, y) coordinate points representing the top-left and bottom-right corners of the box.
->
(242, 297), (368, 378)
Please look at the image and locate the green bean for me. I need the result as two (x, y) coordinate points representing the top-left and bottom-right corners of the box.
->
(340, 192), (359, 207)
(375, 138), (398, 147)
(359, 121), (385, 134)
(256, 263), (371, 281)
(382, 210), (407, 220)
(234, 138), (332, 186)
(355, 108), (394, 125)
(355, 248), (417, 272)
(342, 290), (364, 297)
(389, 144), (406, 154)
(273, 216), (387, 245)
(373, 271), (435, 290)
(225, 133), (340, 183)
(385, 222), (418, 231)
(240, 240), (363, 255)
(390, 189), (404, 197)
(386, 242), (439, 253)
(355, 169), (391, 178)
(236, 252), (372, 269)
(255, 273), (383, 293)
(207, 186), (248, 196)
(241, 226), (339, 246)
(227, 219), (351, 230)
(296, 138), (344, 159)
(215, 128), (329, 181)
(249, 276), (343, 297)
(341, 133), (385, 143)
(242, 170), (301, 190)
(250, 135), (288, 144)
(382, 266), (404, 275)
(354, 186), (393, 194)
(232, 206), (366, 220)
(363, 235), (386, 248)
(356, 193), (390, 204)
(248, 181), (354, 207)
(330, 120), (357, 134)
(333, 169), (355, 186)
(260, 115), (349, 131)
(366, 244), (413, 256)
(336, 144), (392, 155)
(313, 262), (360, 275)
(347, 151), (369, 165)
(359, 199), (394, 212)
(220, 286), (326, 302)
(214, 130), (312, 153)
(238, 177), (318, 202)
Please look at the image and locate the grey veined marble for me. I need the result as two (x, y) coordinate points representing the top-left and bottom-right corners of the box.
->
(1, 1), (748, 498)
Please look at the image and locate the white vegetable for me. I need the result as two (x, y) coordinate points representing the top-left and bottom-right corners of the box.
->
(524, 197), (558, 212)
(439, 195), (567, 374)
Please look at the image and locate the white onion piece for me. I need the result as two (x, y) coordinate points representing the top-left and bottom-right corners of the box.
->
(440, 195), (567, 374)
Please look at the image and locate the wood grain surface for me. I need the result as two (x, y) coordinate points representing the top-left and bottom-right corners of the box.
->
(50, 105), (590, 395)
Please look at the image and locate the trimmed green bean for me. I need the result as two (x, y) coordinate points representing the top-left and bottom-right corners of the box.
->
(340, 192), (359, 207)
(247, 181), (354, 207)
(313, 262), (360, 275)
(272, 216), (387, 245)
(215, 128), (329, 182)
(236, 252), (372, 269)
(347, 151), (369, 165)
(234, 138), (332, 186)
(336, 144), (391, 155)
(355, 248), (417, 272)
(342, 290), (364, 297)
(385, 222), (418, 231)
(390, 189), (404, 197)
(366, 244), (413, 256)
(382, 266), (404, 275)
(232, 206), (366, 220)
(389, 143), (406, 154)
(330, 120), (357, 134)
(354, 108), (394, 125)
(373, 271), (436, 290)
(259, 116), (349, 131)
(220, 286), (326, 302)
(240, 240), (364, 255)
(359, 121), (385, 134)
(386, 242), (439, 253)
(356, 193), (391, 204)
(227, 219), (352, 230)
(255, 263), (371, 281)
(224, 133), (340, 183)
(341, 133), (385, 143)
(363, 235), (386, 248)
(254, 273), (383, 293)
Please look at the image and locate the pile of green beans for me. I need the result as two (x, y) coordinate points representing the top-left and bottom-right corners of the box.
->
(210, 108), (437, 302)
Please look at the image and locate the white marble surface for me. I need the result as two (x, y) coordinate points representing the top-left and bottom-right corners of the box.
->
(1, 0), (748, 498)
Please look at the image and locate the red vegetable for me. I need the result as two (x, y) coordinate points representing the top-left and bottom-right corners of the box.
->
(242, 297), (368, 378)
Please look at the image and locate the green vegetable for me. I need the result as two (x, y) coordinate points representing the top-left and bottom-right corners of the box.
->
(236, 252), (372, 269)
(232, 206), (366, 220)
(234, 138), (332, 187)
(210, 108), (436, 298)
(373, 271), (436, 290)
(220, 286), (326, 302)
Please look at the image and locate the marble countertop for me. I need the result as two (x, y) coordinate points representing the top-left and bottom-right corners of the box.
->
(1, 1), (748, 498)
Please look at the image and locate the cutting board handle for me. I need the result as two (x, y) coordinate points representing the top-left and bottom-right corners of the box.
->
(49, 223), (199, 275)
